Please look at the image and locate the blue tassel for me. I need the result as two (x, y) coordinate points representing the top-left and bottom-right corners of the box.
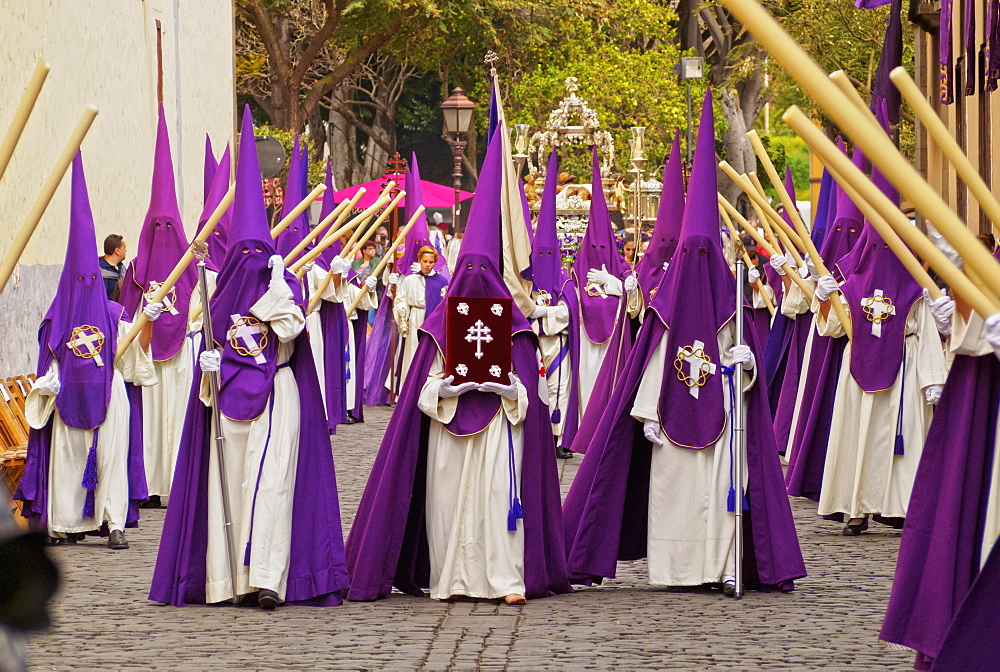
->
(244, 542), (252, 566)
(507, 508), (518, 531)
(742, 494), (749, 511)
(894, 434), (905, 456)
(512, 497), (523, 520)
(550, 409), (561, 424)
(81, 437), (98, 519)
(727, 487), (736, 513)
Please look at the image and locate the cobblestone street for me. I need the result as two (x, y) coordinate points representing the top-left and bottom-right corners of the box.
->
(29, 406), (914, 671)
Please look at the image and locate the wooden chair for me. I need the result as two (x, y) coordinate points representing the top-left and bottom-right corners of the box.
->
(0, 375), (32, 529)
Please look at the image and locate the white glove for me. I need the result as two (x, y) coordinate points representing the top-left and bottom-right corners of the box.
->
(769, 254), (788, 276)
(142, 301), (164, 322)
(928, 223), (963, 270)
(661, 261), (669, 272)
(803, 255), (818, 280)
(747, 268), (761, 284)
(199, 349), (221, 373)
(530, 305), (548, 319)
(729, 344), (755, 370)
(330, 256), (350, 276)
(479, 372), (520, 400)
(267, 255), (285, 284)
(388, 273), (400, 286)
(922, 288), (955, 335)
(814, 275), (840, 303)
(301, 261), (315, 274)
(586, 265), (613, 287)
(32, 372), (60, 397)
(985, 312), (1000, 357)
(624, 274), (638, 293)
(642, 419), (663, 446)
(365, 276), (378, 291)
(924, 384), (943, 405)
(439, 374), (478, 398)
(410, 261), (421, 274)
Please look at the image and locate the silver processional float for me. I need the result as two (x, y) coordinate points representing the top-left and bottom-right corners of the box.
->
(191, 240), (240, 605)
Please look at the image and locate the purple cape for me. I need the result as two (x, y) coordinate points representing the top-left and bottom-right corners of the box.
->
(398, 153), (447, 275)
(363, 287), (396, 407)
(561, 309), (806, 590)
(931, 538), (1000, 671)
(274, 136), (310, 259)
(879, 353), (1000, 668)
(346, 277), (369, 421)
(635, 131), (684, 304)
(118, 105), (195, 362)
(318, 299), (348, 432)
(203, 147), (232, 274)
(148, 330), (349, 606)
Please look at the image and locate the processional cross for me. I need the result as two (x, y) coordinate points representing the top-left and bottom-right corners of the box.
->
(465, 320), (493, 360)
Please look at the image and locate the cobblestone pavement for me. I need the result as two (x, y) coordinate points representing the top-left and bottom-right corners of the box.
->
(29, 406), (915, 671)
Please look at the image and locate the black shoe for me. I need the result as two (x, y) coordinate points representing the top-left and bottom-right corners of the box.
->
(140, 495), (162, 509)
(107, 530), (129, 549)
(842, 518), (869, 536)
(556, 446), (574, 459)
(344, 416), (358, 425)
(258, 589), (279, 610)
(722, 579), (737, 597)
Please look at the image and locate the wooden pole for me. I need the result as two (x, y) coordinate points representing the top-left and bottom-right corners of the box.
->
(270, 184), (326, 239)
(281, 189), (363, 265)
(338, 182), (398, 257)
(719, 206), (776, 316)
(715, 0), (1000, 300)
(719, 194), (817, 303)
(785, 107), (998, 317)
(0, 106), (98, 295)
(747, 130), (853, 338)
(289, 193), (394, 274)
(890, 66), (1000, 237)
(0, 60), (50, 182)
(719, 161), (807, 253)
(745, 174), (805, 267)
(343, 206), (424, 316)
(116, 183), (236, 360)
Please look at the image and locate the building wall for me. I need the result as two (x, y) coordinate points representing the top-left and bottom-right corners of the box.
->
(0, 0), (234, 376)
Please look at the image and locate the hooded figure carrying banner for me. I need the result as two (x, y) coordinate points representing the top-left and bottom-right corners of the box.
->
(16, 153), (161, 550)
(562, 91), (805, 594)
(149, 108), (349, 609)
(345, 131), (571, 604)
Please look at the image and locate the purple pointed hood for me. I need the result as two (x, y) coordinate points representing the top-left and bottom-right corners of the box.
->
(275, 136), (310, 258)
(41, 152), (121, 430)
(530, 149), (565, 298)
(209, 106), (287, 421)
(203, 134), (217, 205)
(202, 145), (232, 273)
(823, 144), (868, 272)
(572, 147), (627, 343)
(420, 130), (531, 437)
(649, 89), (736, 449)
(636, 130), (684, 303)
(118, 104), (195, 361)
(316, 159), (344, 268)
(398, 153), (446, 274)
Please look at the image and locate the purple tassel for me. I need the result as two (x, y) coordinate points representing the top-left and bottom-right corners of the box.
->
(894, 434), (905, 455)
(550, 409), (561, 424)
(81, 433), (99, 519)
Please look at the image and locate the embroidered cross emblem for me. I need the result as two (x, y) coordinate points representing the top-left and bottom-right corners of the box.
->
(66, 325), (106, 367)
(145, 281), (179, 316)
(674, 339), (717, 399)
(228, 314), (269, 364)
(465, 320), (493, 360)
(860, 289), (895, 338)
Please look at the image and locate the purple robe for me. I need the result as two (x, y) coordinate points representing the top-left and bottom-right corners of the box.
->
(363, 288), (396, 407)
(931, 538), (1000, 670)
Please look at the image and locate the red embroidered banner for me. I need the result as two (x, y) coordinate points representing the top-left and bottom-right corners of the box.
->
(445, 296), (512, 384)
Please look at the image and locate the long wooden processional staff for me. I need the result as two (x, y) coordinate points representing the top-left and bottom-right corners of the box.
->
(191, 239), (239, 605)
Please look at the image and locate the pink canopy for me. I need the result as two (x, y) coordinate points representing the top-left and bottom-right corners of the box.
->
(330, 177), (473, 209)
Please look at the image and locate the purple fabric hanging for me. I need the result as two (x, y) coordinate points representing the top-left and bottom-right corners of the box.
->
(942, 0), (956, 103)
(964, 0), (977, 96)
(987, 0), (1000, 91)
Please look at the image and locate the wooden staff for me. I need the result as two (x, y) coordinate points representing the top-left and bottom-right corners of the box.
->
(281, 189), (363, 265)
(719, 194), (816, 303)
(271, 184), (326, 239)
(338, 182), (398, 258)
(0, 60), (50, 181)
(746, 181), (805, 268)
(716, 0), (1000, 301)
(747, 130), (852, 338)
(746, 172), (802, 258)
(344, 206), (424, 317)
(305, 191), (405, 312)
(719, 206), (775, 316)
(0, 105), (98, 295)
(115, 183), (236, 360)
(890, 67), (1000, 238)
(290, 192), (394, 276)
(719, 162), (807, 257)
(785, 107), (998, 317)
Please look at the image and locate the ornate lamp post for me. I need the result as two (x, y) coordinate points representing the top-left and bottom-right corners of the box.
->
(675, 56), (705, 163)
(439, 88), (476, 235)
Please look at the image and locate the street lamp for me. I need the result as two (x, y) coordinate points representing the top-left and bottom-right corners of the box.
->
(675, 56), (705, 163)
(440, 87), (476, 235)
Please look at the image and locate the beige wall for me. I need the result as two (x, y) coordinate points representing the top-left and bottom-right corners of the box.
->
(0, 0), (234, 375)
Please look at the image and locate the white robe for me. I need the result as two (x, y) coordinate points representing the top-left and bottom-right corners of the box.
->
(305, 265), (342, 415)
(392, 272), (442, 389)
(575, 277), (640, 413)
(25, 320), (157, 535)
(630, 324), (752, 586)
(344, 282), (377, 409)
(202, 280), (306, 604)
(534, 299), (572, 441)
(419, 352), (528, 600)
(138, 336), (193, 498)
(817, 299), (948, 519)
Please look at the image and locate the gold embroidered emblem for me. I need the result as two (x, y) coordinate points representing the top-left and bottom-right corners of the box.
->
(66, 325), (106, 367)
(227, 315), (269, 362)
(673, 339), (717, 399)
(145, 281), (180, 315)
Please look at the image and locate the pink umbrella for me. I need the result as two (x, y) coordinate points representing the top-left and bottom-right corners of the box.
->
(329, 176), (474, 209)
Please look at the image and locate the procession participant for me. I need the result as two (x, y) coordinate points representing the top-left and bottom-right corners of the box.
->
(345, 130), (571, 604)
(362, 248), (400, 408)
(529, 149), (580, 460)
(396, 153), (448, 277)
(16, 152), (160, 550)
(99, 234), (127, 300)
(562, 91), (805, 595)
(202, 146), (232, 279)
(149, 108), (349, 609)
(881, 301), (999, 668)
(342, 262), (378, 423)
(117, 105), (197, 506)
(739, 234), (774, 350)
(274, 136), (310, 261)
(391, 246), (448, 388)
(815, 162), (947, 535)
